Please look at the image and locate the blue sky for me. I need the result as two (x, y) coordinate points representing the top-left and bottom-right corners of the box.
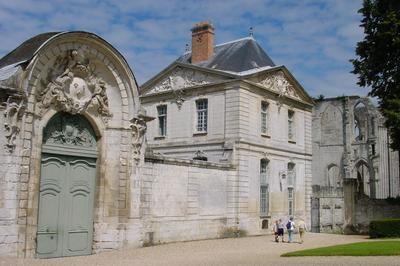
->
(0, 0), (366, 97)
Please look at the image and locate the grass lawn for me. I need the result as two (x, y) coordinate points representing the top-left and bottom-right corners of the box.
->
(281, 241), (400, 257)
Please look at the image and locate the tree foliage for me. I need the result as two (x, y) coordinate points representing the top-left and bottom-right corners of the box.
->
(351, 0), (400, 150)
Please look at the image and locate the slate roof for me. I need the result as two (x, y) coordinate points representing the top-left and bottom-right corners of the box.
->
(0, 32), (60, 69)
(176, 37), (275, 73)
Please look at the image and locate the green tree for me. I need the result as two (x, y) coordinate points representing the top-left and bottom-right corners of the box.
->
(351, 0), (400, 150)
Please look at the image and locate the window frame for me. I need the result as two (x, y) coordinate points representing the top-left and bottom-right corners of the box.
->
(156, 104), (167, 137)
(288, 109), (296, 142)
(288, 187), (294, 216)
(261, 101), (269, 136)
(195, 98), (208, 134)
(260, 159), (270, 216)
(287, 162), (295, 216)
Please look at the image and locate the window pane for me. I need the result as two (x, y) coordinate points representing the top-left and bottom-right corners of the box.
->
(287, 163), (295, 187)
(261, 102), (268, 134)
(260, 159), (268, 184)
(157, 105), (167, 136)
(260, 186), (269, 214)
(196, 99), (208, 132)
(288, 188), (293, 199)
(288, 110), (295, 140)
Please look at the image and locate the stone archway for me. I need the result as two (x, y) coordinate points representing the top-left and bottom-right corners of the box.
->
(354, 161), (370, 197)
(36, 113), (98, 258)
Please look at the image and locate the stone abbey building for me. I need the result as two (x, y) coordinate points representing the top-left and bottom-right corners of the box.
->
(0, 22), (398, 258)
(312, 96), (400, 233)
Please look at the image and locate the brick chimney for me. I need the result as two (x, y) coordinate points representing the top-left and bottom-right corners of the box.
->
(191, 21), (214, 63)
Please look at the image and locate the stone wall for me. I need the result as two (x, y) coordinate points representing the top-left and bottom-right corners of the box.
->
(0, 107), (21, 255)
(353, 195), (400, 234)
(138, 156), (237, 244)
(312, 185), (344, 233)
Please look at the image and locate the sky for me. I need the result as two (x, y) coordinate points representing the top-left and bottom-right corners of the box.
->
(0, 0), (367, 97)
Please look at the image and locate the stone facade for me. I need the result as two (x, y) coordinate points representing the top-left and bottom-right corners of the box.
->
(141, 62), (314, 235)
(312, 96), (400, 233)
(0, 32), (143, 257)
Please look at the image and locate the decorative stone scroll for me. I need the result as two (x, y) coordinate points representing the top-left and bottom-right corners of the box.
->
(37, 49), (111, 122)
(258, 71), (300, 100)
(3, 95), (25, 152)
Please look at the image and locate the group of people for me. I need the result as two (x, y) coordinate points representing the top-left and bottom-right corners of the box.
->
(272, 217), (307, 244)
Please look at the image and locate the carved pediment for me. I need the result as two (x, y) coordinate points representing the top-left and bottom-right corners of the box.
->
(255, 70), (301, 100)
(143, 66), (227, 96)
(37, 49), (111, 122)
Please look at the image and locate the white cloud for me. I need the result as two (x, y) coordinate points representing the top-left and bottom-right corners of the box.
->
(0, 0), (366, 96)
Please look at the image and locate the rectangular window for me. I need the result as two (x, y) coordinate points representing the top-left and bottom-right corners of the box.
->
(157, 105), (167, 136)
(288, 188), (294, 216)
(287, 162), (295, 216)
(196, 99), (208, 132)
(288, 110), (295, 141)
(261, 102), (269, 134)
(260, 186), (268, 215)
(287, 163), (295, 187)
(260, 159), (269, 215)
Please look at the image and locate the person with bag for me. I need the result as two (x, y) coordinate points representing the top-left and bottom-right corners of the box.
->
(286, 217), (295, 243)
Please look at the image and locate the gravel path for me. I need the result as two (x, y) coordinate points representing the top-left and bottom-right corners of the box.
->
(1, 233), (399, 266)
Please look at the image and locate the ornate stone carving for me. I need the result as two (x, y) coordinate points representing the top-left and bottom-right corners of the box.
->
(3, 96), (25, 152)
(193, 150), (207, 161)
(130, 116), (148, 162)
(258, 71), (300, 100)
(173, 89), (185, 109)
(43, 113), (97, 149)
(38, 49), (111, 122)
(147, 67), (222, 95)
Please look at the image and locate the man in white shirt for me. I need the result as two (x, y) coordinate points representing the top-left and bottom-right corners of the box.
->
(287, 217), (295, 243)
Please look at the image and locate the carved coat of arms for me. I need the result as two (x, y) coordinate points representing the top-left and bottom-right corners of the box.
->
(37, 49), (111, 120)
(259, 71), (299, 99)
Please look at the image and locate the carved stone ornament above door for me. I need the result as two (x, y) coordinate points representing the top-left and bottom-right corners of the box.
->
(43, 112), (97, 150)
(37, 49), (112, 122)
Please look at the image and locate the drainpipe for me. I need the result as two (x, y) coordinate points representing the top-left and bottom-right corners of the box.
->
(387, 131), (391, 198)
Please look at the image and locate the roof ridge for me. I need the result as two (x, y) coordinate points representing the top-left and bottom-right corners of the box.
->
(215, 36), (255, 47)
(181, 36), (255, 55)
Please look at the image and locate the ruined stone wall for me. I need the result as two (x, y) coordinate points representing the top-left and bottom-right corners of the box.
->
(312, 96), (400, 233)
(353, 195), (400, 233)
(312, 186), (344, 233)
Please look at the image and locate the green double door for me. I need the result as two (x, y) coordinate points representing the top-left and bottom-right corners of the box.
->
(36, 153), (96, 258)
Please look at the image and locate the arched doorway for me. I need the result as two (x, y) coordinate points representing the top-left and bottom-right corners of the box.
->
(355, 162), (370, 197)
(36, 113), (98, 258)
